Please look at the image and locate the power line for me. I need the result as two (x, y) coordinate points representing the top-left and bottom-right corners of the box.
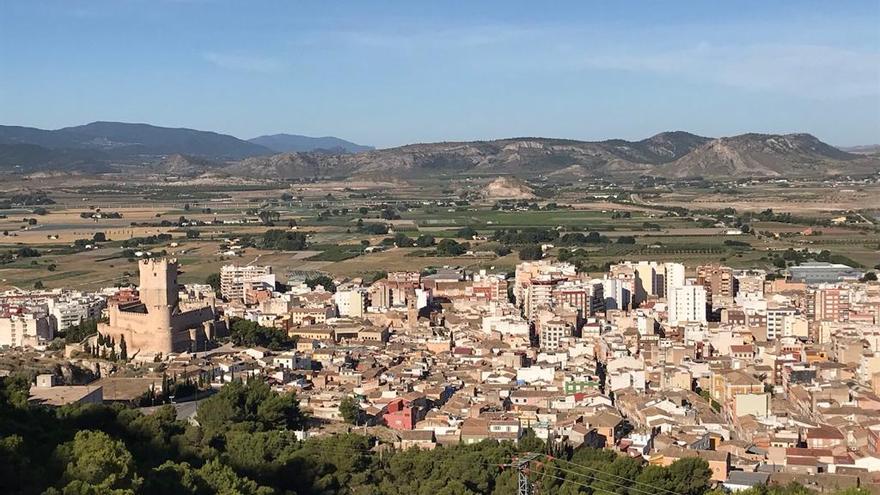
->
(535, 459), (666, 495)
(531, 452), (686, 495)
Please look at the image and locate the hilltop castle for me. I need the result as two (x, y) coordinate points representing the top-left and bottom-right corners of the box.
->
(99, 258), (225, 359)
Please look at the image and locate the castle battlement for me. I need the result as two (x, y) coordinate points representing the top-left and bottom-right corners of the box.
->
(100, 257), (220, 358)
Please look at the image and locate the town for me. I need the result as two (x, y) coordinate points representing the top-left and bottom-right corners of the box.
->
(3, 1), (880, 493)
(3, 248), (879, 491)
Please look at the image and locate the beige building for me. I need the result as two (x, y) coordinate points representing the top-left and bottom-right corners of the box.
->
(29, 374), (103, 407)
(334, 289), (366, 317)
(734, 393), (771, 418)
(0, 313), (53, 348)
(99, 258), (224, 358)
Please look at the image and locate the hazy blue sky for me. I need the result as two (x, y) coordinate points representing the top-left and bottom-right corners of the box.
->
(1, 0), (878, 147)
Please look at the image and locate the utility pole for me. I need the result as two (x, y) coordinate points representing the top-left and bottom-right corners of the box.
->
(511, 453), (540, 495)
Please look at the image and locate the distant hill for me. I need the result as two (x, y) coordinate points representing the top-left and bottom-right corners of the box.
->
(0, 122), (272, 163)
(658, 133), (869, 178)
(1, 122), (875, 180)
(249, 134), (373, 153)
(226, 132), (714, 179)
(157, 154), (222, 176)
(0, 143), (113, 173)
(841, 144), (880, 155)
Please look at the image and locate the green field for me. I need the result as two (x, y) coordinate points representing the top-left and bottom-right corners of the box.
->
(2, 176), (878, 289)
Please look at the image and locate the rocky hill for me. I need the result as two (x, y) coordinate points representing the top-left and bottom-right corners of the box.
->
(221, 132), (716, 179)
(2, 122), (875, 179)
(658, 133), (869, 178)
(484, 176), (536, 199)
(157, 154), (223, 176)
(222, 131), (876, 180)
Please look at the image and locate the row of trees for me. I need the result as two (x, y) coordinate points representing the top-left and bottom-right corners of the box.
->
(261, 230), (308, 251)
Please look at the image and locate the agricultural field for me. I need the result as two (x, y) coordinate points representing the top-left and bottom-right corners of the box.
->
(1, 175), (878, 290)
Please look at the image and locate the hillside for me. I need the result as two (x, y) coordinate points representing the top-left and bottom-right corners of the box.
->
(225, 131), (877, 180)
(0, 143), (113, 173)
(658, 133), (870, 178)
(156, 153), (223, 176)
(0, 122), (272, 162)
(224, 132), (713, 179)
(2, 123), (875, 179)
(249, 133), (373, 153)
(842, 144), (880, 155)
(484, 176), (536, 199)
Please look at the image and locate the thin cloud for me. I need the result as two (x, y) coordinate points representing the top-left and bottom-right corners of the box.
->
(294, 23), (879, 100)
(580, 43), (880, 100)
(203, 52), (285, 74)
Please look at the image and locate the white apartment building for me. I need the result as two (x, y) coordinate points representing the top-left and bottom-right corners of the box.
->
(47, 295), (105, 330)
(602, 277), (633, 311)
(766, 307), (797, 341)
(668, 282), (707, 326)
(664, 262), (686, 304)
(220, 264), (275, 300)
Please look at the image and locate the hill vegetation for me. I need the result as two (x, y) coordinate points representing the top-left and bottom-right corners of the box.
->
(0, 375), (870, 495)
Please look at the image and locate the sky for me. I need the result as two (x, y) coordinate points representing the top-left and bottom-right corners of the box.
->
(1, 0), (879, 148)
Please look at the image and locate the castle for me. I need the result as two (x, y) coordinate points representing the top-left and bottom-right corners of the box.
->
(98, 258), (225, 359)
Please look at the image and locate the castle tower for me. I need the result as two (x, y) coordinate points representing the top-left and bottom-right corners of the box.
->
(139, 258), (179, 309)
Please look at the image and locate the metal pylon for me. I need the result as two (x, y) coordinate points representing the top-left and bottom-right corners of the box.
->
(514, 453), (541, 495)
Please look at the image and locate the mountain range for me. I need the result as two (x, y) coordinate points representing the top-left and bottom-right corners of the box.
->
(0, 121), (876, 180)
(249, 134), (373, 154)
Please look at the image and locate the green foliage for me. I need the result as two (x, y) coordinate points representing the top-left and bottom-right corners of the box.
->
(120, 234), (172, 248)
(0, 369), (830, 495)
(119, 336), (128, 362)
(261, 230), (307, 251)
(360, 223), (389, 235)
(559, 232), (609, 245)
(54, 430), (142, 493)
(339, 396), (362, 425)
(197, 380), (305, 433)
(436, 238), (467, 256)
(0, 374), (33, 409)
(518, 244), (543, 260)
(205, 273), (221, 292)
(16, 246), (41, 258)
(304, 274), (336, 293)
(228, 318), (294, 350)
(414, 234), (436, 247)
(63, 319), (99, 344)
(493, 228), (558, 245)
(456, 226), (478, 239)
(393, 232), (415, 247)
